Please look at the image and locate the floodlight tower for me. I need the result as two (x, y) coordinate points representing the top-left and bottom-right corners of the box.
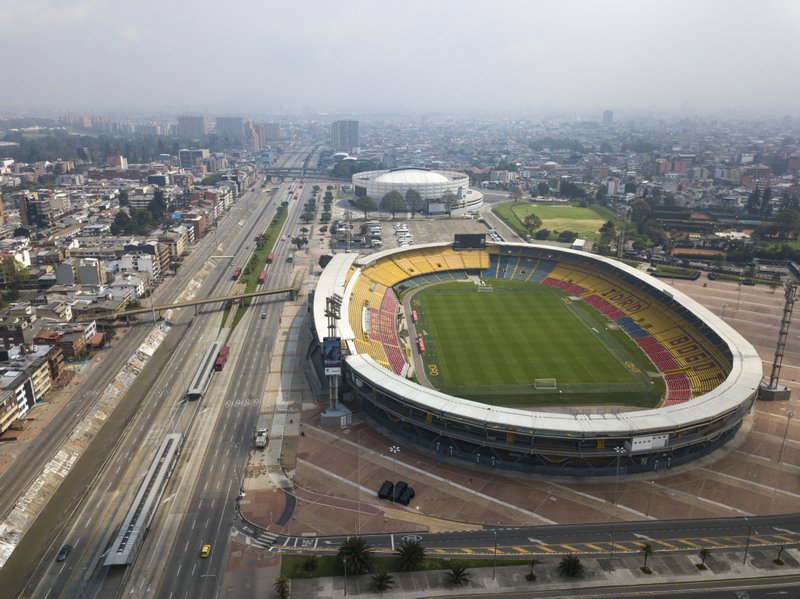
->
(759, 282), (797, 401)
(326, 293), (343, 409)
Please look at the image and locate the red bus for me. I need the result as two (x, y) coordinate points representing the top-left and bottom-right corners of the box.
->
(267, 251), (274, 265)
(257, 270), (267, 284)
(411, 310), (418, 322)
(417, 335), (425, 353)
(232, 267), (242, 281)
(214, 345), (229, 371)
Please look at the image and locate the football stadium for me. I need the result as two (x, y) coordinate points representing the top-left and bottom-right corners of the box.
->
(311, 238), (763, 475)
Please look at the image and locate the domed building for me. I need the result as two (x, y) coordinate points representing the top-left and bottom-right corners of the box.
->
(352, 167), (483, 215)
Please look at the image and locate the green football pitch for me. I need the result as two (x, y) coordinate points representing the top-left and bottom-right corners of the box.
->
(410, 279), (664, 408)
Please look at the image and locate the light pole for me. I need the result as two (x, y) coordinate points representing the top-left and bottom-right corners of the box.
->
(613, 446), (626, 506)
(608, 534), (615, 573)
(389, 445), (400, 501)
(721, 303), (728, 319)
(743, 516), (753, 565)
(356, 430), (361, 535)
(779, 411), (794, 463)
(343, 557), (348, 597)
(737, 282), (742, 311)
(492, 530), (498, 580)
(645, 480), (655, 517)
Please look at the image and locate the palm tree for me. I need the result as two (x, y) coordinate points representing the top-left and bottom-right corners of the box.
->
(698, 548), (710, 569)
(273, 574), (290, 599)
(370, 570), (395, 593)
(558, 554), (584, 578)
(641, 543), (653, 572)
(446, 561), (471, 586)
(396, 539), (426, 572)
(527, 558), (543, 581)
(337, 536), (373, 575)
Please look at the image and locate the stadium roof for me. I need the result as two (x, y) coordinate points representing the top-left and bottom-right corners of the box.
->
(322, 242), (763, 437)
(374, 168), (450, 185)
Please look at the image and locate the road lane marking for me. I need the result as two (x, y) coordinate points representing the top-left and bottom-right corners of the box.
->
(391, 534), (395, 551)
(699, 537), (725, 547)
(560, 544), (580, 553)
(676, 539), (701, 548)
(584, 543), (606, 552)
(191, 563), (196, 576)
(535, 544), (558, 553)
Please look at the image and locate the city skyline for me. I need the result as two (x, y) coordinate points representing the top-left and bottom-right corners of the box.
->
(2, 0), (800, 116)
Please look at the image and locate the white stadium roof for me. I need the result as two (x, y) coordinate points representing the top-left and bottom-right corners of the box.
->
(374, 168), (450, 186)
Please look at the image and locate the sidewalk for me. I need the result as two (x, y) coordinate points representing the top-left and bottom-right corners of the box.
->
(291, 546), (800, 597)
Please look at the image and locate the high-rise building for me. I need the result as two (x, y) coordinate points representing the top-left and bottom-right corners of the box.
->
(264, 123), (282, 141)
(216, 117), (245, 145)
(331, 120), (359, 152)
(178, 115), (207, 138)
(603, 110), (614, 125)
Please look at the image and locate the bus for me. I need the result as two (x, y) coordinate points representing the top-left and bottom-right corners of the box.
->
(186, 342), (222, 400)
(257, 270), (267, 284)
(232, 267), (242, 281)
(267, 251), (274, 265)
(214, 345), (229, 371)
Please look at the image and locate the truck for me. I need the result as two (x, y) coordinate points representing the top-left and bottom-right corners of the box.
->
(254, 415), (269, 449)
(231, 267), (242, 281)
(257, 270), (267, 284)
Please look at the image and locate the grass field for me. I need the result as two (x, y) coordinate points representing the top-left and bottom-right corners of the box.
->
(492, 201), (614, 241)
(412, 280), (663, 408)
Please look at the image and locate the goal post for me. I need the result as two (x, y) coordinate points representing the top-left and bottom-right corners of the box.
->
(534, 378), (557, 390)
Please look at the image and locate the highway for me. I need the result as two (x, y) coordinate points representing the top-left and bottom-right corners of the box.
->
(273, 513), (800, 562)
(14, 143), (319, 598)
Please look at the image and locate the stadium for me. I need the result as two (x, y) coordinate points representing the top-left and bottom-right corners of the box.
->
(311, 239), (763, 475)
(352, 167), (484, 215)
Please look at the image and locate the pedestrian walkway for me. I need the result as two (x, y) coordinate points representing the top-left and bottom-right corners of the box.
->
(290, 546), (800, 598)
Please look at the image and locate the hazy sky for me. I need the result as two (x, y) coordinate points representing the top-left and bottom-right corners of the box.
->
(2, 0), (800, 115)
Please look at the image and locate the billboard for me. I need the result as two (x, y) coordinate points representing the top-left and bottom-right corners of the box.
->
(323, 337), (342, 376)
(453, 233), (486, 250)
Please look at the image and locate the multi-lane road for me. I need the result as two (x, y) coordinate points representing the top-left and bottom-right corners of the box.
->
(0, 144), (319, 598)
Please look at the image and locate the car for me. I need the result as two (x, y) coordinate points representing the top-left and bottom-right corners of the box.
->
(741, 278), (755, 286)
(56, 544), (71, 562)
(281, 235), (286, 241)
(377, 480), (394, 499)
(707, 272), (718, 280)
(200, 544), (212, 558)
(261, 313), (267, 319)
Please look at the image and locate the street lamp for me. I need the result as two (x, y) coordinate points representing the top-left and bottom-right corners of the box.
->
(389, 445), (400, 501)
(743, 516), (754, 565)
(608, 534), (615, 573)
(721, 303), (728, 318)
(613, 446), (626, 506)
(343, 557), (348, 597)
(779, 411), (794, 463)
(492, 530), (498, 580)
(645, 480), (655, 517)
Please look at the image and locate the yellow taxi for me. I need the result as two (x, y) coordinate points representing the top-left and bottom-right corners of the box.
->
(200, 544), (212, 558)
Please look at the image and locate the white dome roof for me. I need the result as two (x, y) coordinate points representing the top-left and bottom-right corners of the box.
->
(374, 168), (449, 186)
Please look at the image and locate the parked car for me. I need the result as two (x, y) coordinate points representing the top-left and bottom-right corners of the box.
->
(377, 480), (394, 500)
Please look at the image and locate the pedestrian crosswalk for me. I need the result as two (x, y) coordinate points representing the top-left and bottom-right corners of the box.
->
(252, 531), (279, 549)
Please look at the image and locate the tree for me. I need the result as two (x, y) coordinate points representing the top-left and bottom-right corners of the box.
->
(558, 554), (584, 578)
(405, 188), (423, 217)
(337, 536), (373, 575)
(523, 213), (543, 236)
(697, 548), (710, 569)
(747, 186), (761, 216)
(118, 189), (129, 207)
(441, 191), (458, 217)
(370, 570), (395, 593)
(273, 575), (290, 599)
(558, 180), (586, 200)
(557, 230), (578, 244)
(641, 542), (653, 572)
(291, 237), (308, 250)
(396, 539), (426, 572)
(380, 190), (406, 218)
(534, 229), (550, 240)
(353, 195), (376, 219)
(630, 199), (652, 233)
(509, 184), (524, 203)
(526, 558), (543, 581)
(761, 186), (773, 216)
(536, 181), (549, 197)
(446, 561), (471, 586)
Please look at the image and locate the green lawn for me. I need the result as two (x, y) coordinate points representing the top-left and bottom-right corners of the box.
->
(492, 201), (614, 240)
(412, 280), (662, 408)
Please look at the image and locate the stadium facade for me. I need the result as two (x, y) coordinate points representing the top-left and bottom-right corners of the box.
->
(311, 241), (762, 476)
(352, 167), (484, 215)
